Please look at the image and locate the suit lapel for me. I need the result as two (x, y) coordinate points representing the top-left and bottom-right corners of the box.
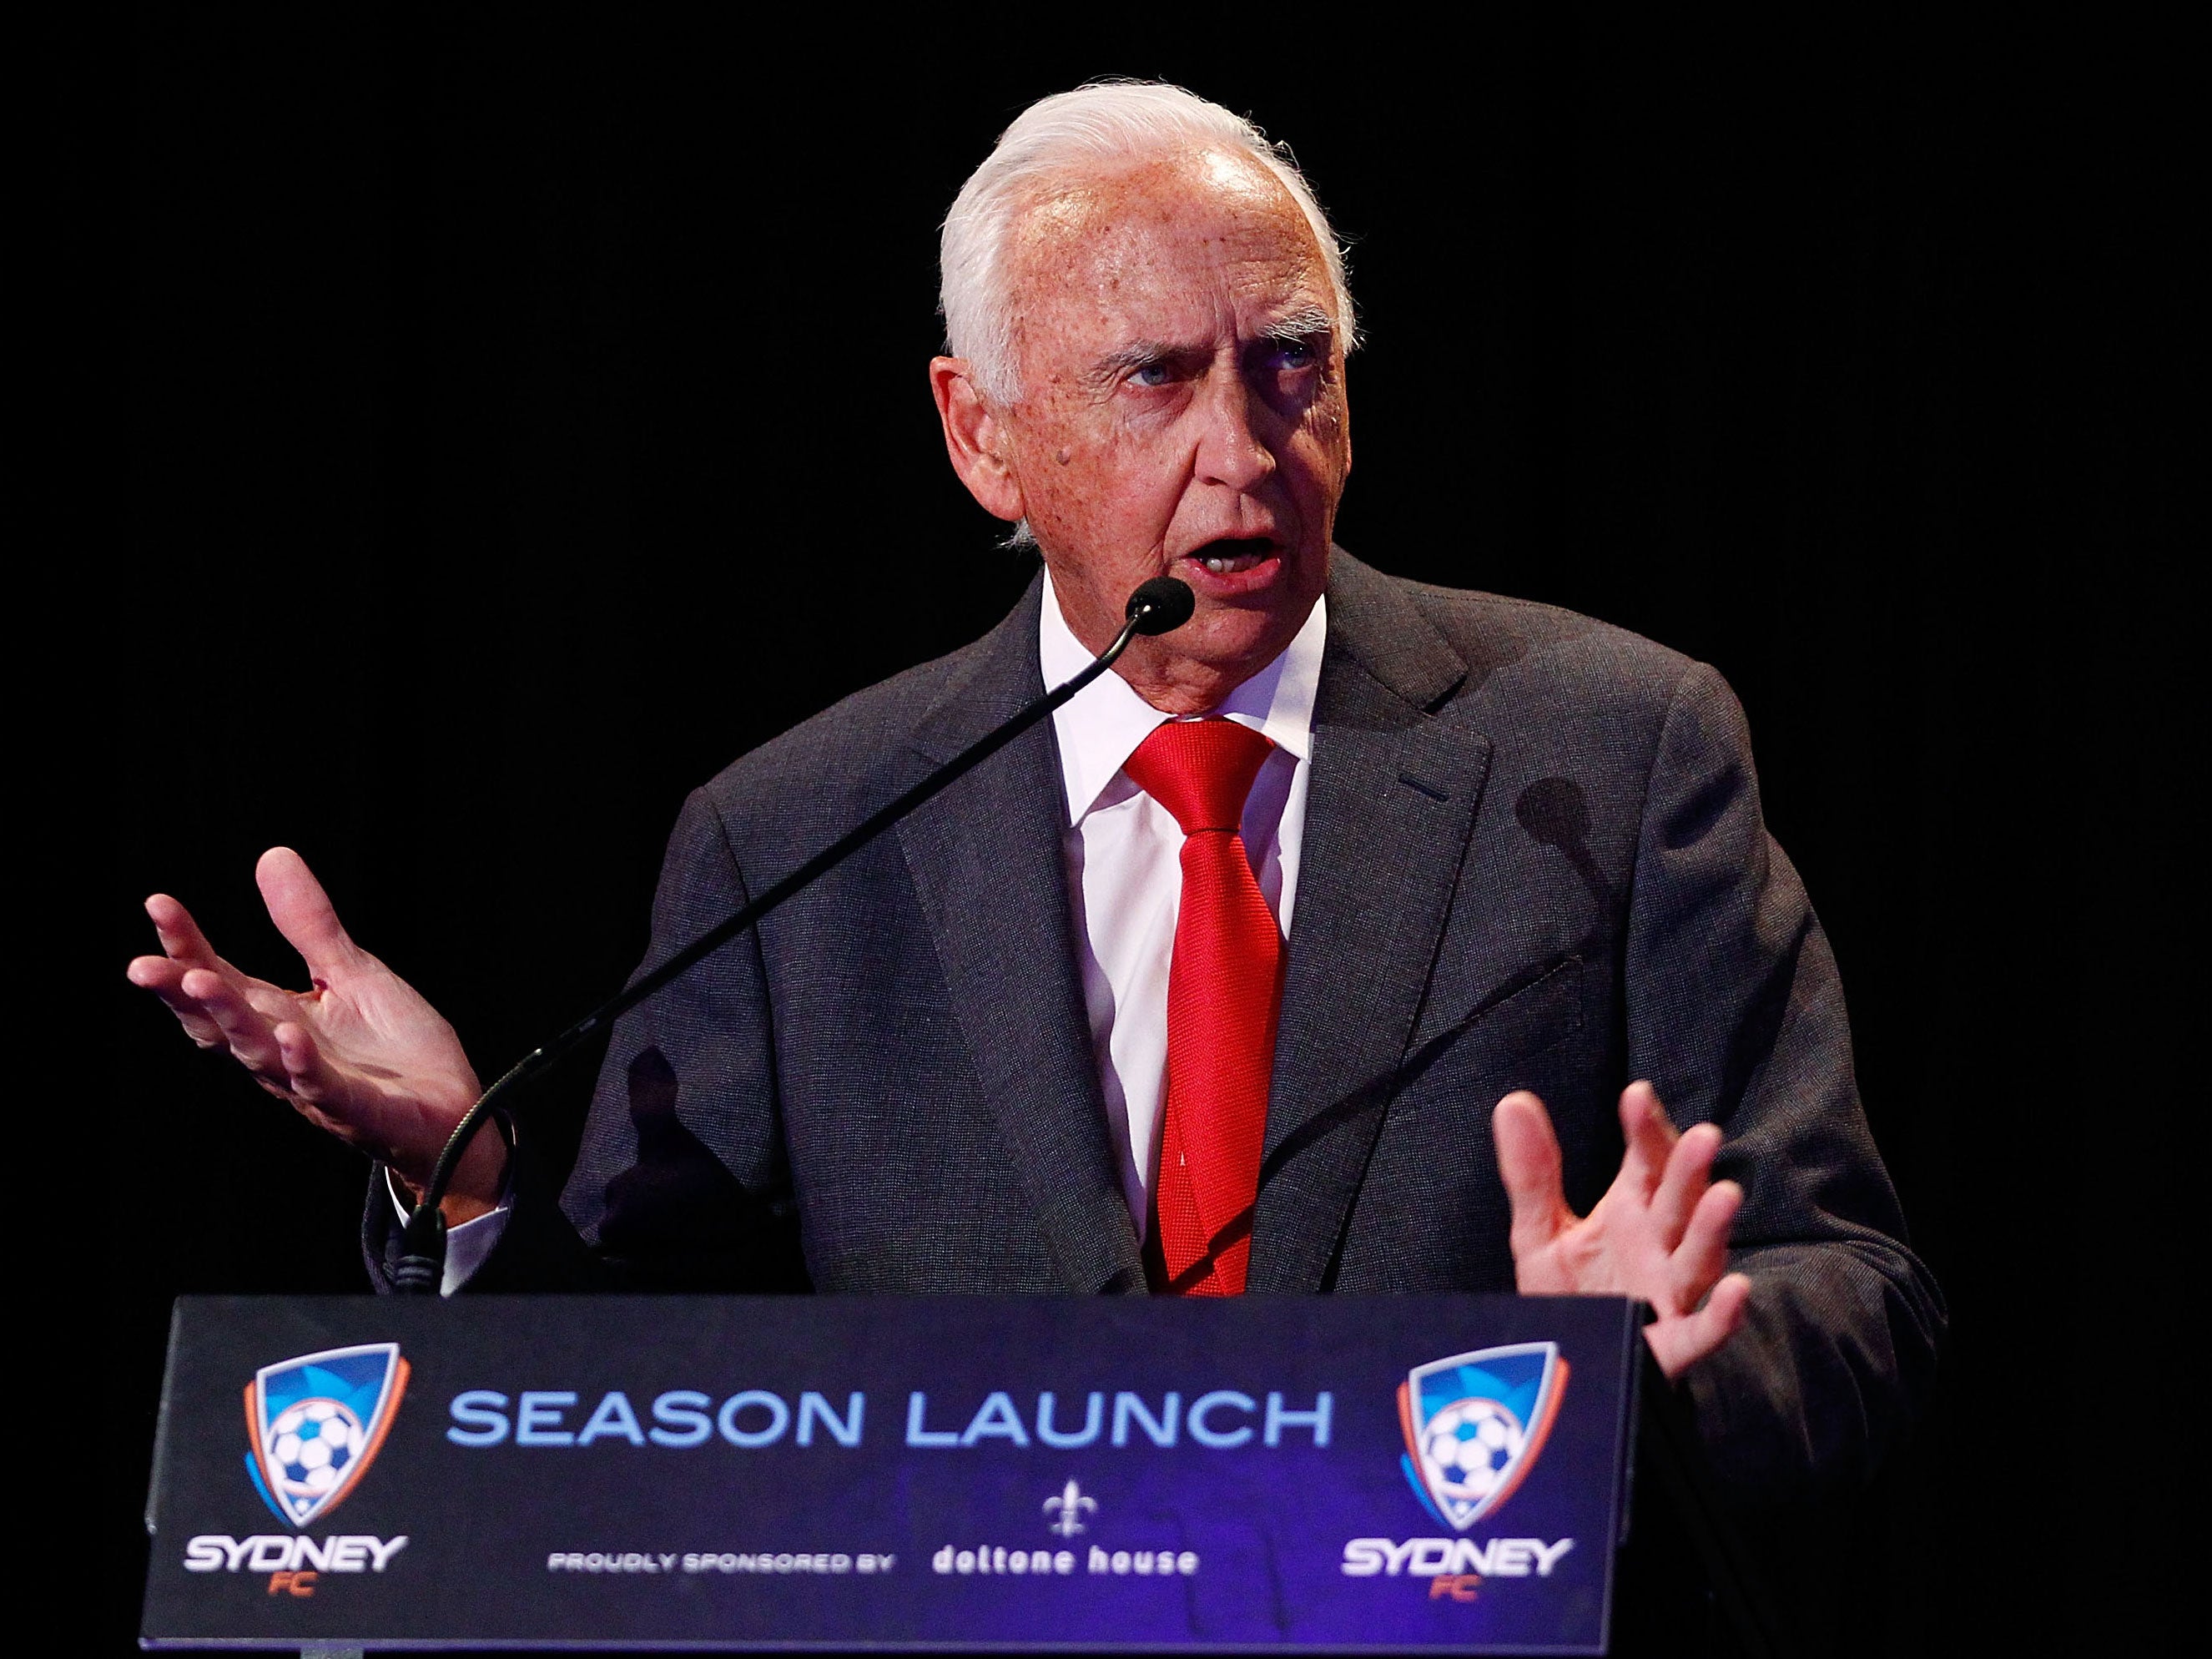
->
(895, 578), (1146, 1294)
(1247, 554), (1492, 1292)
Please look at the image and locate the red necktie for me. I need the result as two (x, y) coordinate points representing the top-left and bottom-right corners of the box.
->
(1121, 719), (1282, 1296)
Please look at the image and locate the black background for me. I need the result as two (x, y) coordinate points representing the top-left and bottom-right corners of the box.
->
(71, 8), (2177, 1656)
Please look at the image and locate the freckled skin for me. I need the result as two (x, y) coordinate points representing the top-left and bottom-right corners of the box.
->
(931, 149), (1353, 714)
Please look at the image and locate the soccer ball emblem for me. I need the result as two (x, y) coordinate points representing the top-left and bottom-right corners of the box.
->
(1421, 1396), (1524, 1502)
(265, 1397), (366, 1507)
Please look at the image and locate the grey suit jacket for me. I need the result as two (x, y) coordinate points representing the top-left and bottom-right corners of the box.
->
(375, 552), (1942, 1498)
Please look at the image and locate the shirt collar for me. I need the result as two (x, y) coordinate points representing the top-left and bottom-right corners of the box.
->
(1040, 570), (1326, 825)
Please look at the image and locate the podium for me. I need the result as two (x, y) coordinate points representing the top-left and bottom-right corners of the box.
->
(139, 1293), (1765, 1654)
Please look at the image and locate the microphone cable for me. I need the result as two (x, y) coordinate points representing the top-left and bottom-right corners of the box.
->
(391, 575), (1197, 1292)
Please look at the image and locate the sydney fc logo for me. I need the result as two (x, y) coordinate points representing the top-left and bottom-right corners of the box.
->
(1397, 1342), (1568, 1531)
(243, 1344), (410, 1528)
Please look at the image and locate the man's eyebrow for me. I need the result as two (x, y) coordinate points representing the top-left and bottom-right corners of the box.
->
(1087, 311), (1334, 381)
(1257, 306), (1336, 343)
(1091, 339), (1182, 377)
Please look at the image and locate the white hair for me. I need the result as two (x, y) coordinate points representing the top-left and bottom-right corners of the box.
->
(940, 80), (1358, 405)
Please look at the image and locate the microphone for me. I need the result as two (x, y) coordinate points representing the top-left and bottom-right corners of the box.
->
(392, 575), (1197, 1292)
(1126, 575), (1195, 635)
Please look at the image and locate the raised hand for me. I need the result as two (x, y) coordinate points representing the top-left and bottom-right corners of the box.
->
(126, 848), (505, 1219)
(1491, 1081), (1751, 1378)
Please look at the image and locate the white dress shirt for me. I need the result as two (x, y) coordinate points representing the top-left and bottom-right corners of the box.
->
(416, 577), (1328, 1288)
(1040, 573), (1326, 1233)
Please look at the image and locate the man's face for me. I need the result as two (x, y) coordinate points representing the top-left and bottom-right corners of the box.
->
(980, 149), (1351, 707)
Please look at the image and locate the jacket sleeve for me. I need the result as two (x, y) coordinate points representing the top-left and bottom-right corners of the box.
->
(363, 785), (809, 1293)
(1624, 662), (1943, 1500)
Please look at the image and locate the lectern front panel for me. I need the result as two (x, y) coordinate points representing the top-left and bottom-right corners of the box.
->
(142, 1294), (1639, 1652)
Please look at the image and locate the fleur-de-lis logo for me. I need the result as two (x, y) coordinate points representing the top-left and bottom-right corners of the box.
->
(1042, 1479), (1099, 1538)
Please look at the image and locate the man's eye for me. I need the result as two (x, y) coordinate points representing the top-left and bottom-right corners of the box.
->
(1273, 340), (1316, 369)
(1131, 362), (1172, 387)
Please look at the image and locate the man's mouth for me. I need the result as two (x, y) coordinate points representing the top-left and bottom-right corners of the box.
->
(1184, 537), (1277, 575)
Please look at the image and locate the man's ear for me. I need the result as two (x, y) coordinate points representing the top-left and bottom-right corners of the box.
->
(930, 357), (1025, 524)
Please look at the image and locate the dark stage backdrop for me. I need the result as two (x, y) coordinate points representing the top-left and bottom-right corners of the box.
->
(95, 12), (2160, 1657)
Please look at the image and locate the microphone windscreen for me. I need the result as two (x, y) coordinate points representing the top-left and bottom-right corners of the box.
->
(1126, 577), (1197, 636)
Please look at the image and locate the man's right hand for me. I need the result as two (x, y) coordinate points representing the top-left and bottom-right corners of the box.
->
(126, 847), (506, 1221)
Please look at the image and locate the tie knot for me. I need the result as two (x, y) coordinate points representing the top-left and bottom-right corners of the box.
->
(1122, 719), (1276, 835)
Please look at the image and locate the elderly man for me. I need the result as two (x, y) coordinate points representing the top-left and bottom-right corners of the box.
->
(128, 83), (1939, 1497)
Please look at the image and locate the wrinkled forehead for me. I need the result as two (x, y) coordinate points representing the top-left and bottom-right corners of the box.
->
(1005, 148), (1335, 336)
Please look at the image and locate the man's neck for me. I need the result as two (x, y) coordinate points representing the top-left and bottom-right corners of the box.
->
(1114, 657), (1263, 715)
(1045, 587), (1319, 714)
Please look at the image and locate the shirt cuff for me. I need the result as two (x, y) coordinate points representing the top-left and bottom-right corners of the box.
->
(385, 1167), (512, 1298)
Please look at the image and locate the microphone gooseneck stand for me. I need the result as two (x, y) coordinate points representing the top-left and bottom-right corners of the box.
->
(391, 575), (1198, 1293)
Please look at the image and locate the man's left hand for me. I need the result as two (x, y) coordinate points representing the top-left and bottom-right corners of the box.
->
(1492, 1082), (1751, 1378)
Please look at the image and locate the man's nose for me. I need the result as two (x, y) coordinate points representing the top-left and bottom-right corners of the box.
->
(1193, 374), (1276, 492)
